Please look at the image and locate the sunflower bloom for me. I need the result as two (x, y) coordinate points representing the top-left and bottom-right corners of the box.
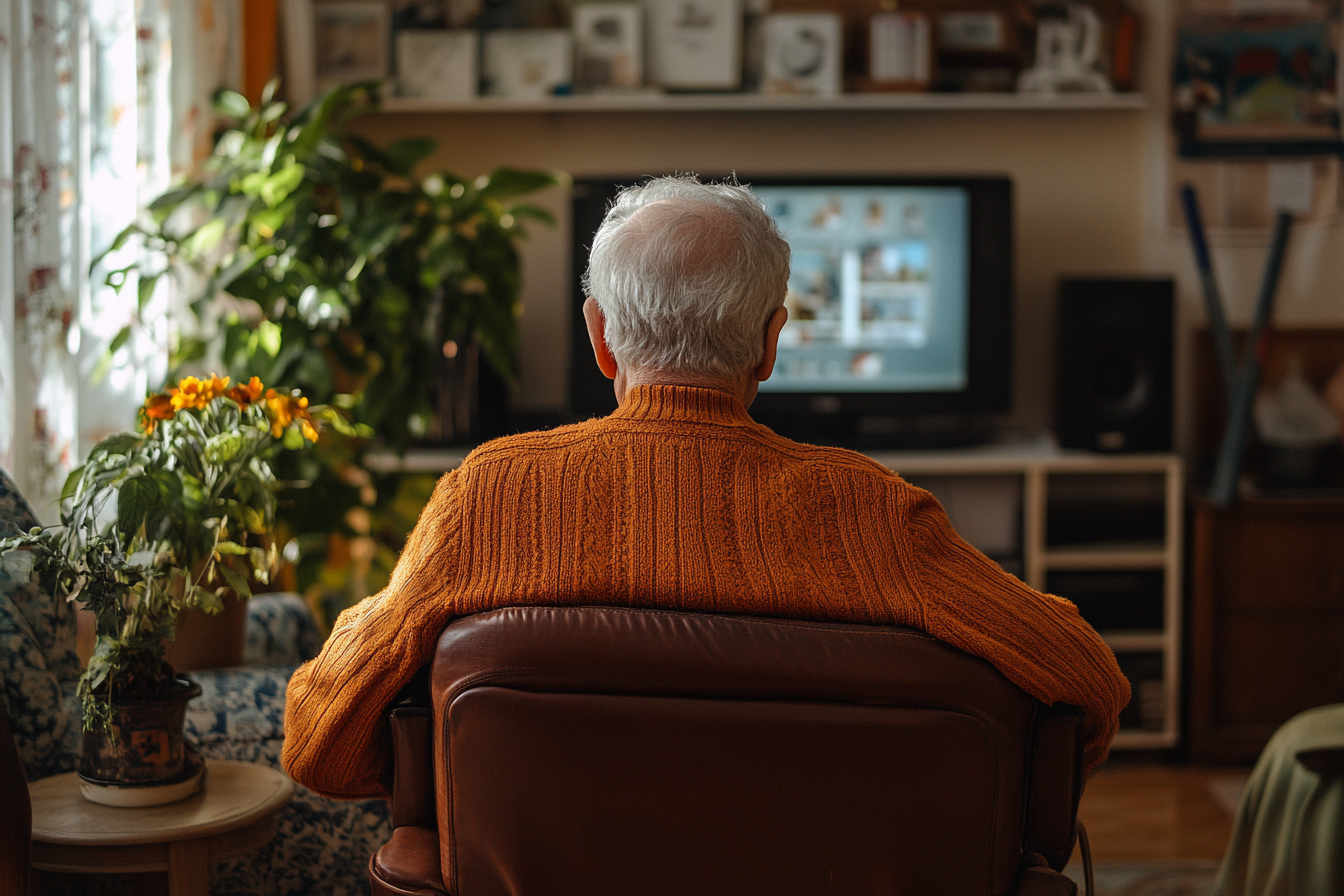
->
(226, 376), (265, 407)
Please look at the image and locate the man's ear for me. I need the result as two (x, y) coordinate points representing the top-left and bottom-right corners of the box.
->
(583, 297), (619, 380)
(754, 306), (789, 382)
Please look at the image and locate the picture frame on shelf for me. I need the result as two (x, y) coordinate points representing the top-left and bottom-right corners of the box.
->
(864, 9), (932, 92)
(930, 2), (1022, 92)
(645, 0), (743, 91)
(573, 3), (644, 90)
(1172, 13), (1343, 157)
(314, 0), (392, 86)
(396, 30), (479, 100)
(482, 29), (574, 98)
(762, 12), (843, 95)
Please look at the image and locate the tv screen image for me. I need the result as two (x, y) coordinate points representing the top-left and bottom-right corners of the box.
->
(570, 176), (1012, 448)
(753, 184), (970, 395)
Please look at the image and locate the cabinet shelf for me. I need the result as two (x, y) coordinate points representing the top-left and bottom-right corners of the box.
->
(1041, 544), (1168, 569)
(377, 91), (1147, 115)
(1101, 632), (1168, 652)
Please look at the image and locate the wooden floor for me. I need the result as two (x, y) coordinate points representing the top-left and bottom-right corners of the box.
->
(1075, 761), (1253, 861)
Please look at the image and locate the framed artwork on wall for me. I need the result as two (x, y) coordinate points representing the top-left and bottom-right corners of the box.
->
(1172, 12), (1343, 157)
(314, 1), (392, 85)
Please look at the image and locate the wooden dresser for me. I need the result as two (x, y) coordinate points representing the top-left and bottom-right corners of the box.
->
(1187, 329), (1344, 763)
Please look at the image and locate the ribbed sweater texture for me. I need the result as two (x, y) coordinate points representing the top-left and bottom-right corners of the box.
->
(283, 384), (1130, 799)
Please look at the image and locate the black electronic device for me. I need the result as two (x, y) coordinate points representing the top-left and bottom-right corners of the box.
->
(1054, 277), (1174, 453)
(569, 176), (1014, 447)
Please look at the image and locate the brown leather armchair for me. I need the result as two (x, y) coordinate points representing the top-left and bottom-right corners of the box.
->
(369, 606), (1090, 896)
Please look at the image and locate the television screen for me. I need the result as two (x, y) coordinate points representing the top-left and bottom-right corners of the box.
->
(753, 184), (971, 395)
(570, 176), (1012, 447)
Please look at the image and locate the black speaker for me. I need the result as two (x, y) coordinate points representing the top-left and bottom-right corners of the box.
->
(1055, 278), (1173, 453)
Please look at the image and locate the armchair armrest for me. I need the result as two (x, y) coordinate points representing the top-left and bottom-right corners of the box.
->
(1024, 704), (1085, 872)
(388, 663), (434, 830)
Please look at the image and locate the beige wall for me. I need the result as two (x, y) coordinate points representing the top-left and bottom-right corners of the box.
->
(359, 108), (1149, 430)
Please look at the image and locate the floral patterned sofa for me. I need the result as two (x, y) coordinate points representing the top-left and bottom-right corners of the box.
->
(0, 468), (390, 895)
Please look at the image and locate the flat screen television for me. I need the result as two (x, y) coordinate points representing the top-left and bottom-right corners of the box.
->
(569, 176), (1013, 448)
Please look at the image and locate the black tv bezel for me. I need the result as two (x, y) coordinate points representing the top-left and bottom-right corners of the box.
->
(568, 175), (1013, 437)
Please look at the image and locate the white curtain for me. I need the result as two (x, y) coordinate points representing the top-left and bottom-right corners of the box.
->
(2, 0), (229, 520)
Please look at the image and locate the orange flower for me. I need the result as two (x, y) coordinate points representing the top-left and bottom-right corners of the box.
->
(139, 393), (176, 433)
(170, 374), (230, 411)
(263, 389), (292, 437)
(226, 376), (264, 407)
(263, 390), (318, 441)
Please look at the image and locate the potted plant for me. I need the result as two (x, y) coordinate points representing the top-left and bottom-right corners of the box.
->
(0, 374), (339, 805)
(97, 80), (561, 619)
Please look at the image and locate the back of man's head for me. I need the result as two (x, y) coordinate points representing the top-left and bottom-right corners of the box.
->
(583, 175), (791, 378)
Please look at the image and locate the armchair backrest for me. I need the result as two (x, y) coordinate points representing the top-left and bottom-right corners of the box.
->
(395, 606), (1084, 896)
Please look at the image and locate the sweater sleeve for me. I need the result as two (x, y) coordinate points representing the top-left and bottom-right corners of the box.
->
(896, 483), (1130, 777)
(282, 469), (467, 799)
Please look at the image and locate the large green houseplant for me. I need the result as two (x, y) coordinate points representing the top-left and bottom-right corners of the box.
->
(100, 81), (562, 611)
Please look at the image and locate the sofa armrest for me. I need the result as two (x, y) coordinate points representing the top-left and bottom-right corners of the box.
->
(244, 593), (324, 666)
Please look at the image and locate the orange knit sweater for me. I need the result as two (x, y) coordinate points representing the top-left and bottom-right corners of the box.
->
(283, 384), (1130, 799)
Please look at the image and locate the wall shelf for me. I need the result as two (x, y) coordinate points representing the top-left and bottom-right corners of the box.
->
(377, 92), (1147, 115)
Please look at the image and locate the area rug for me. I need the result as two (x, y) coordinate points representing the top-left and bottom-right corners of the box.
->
(1065, 860), (1222, 896)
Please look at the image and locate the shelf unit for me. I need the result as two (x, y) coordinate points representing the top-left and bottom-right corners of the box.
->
(365, 441), (1182, 750)
(868, 446), (1183, 751)
(377, 92), (1148, 114)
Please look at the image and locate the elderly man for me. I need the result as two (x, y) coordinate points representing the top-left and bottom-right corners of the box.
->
(283, 175), (1129, 800)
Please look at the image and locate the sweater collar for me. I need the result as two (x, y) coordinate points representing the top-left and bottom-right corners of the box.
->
(611, 384), (755, 427)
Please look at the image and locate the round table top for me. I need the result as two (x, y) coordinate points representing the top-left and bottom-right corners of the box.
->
(29, 760), (294, 847)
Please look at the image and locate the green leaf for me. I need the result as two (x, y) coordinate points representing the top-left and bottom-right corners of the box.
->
(60, 467), (84, 501)
(384, 137), (437, 177)
(90, 434), (142, 457)
(189, 585), (224, 614)
(115, 476), (157, 539)
(214, 540), (250, 556)
(476, 167), (561, 199)
(214, 89), (252, 120)
(204, 431), (249, 463)
(184, 217), (227, 256)
(257, 320), (283, 356)
(217, 563), (253, 601)
(137, 272), (161, 314)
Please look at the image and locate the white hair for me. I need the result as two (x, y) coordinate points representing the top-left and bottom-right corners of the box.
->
(582, 174), (791, 377)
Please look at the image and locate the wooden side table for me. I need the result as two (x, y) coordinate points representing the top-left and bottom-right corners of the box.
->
(28, 760), (294, 896)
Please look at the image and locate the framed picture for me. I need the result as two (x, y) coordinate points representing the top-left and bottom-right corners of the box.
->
(314, 1), (392, 85)
(867, 11), (932, 90)
(573, 4), (644, 90)
(929, 2), (1020, 92)
(762, 13), (842, 95)
(1173, 14), (1343, 157)
(397, 30), (479, 100)
(482, 29), (574, 98)
(645, 0), (743, 91)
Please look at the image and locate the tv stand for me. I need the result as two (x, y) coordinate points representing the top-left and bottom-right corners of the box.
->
(869, 445), (1183, 751)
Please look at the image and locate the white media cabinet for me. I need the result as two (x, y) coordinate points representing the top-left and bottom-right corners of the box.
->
(367, 440), (1183, 750)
